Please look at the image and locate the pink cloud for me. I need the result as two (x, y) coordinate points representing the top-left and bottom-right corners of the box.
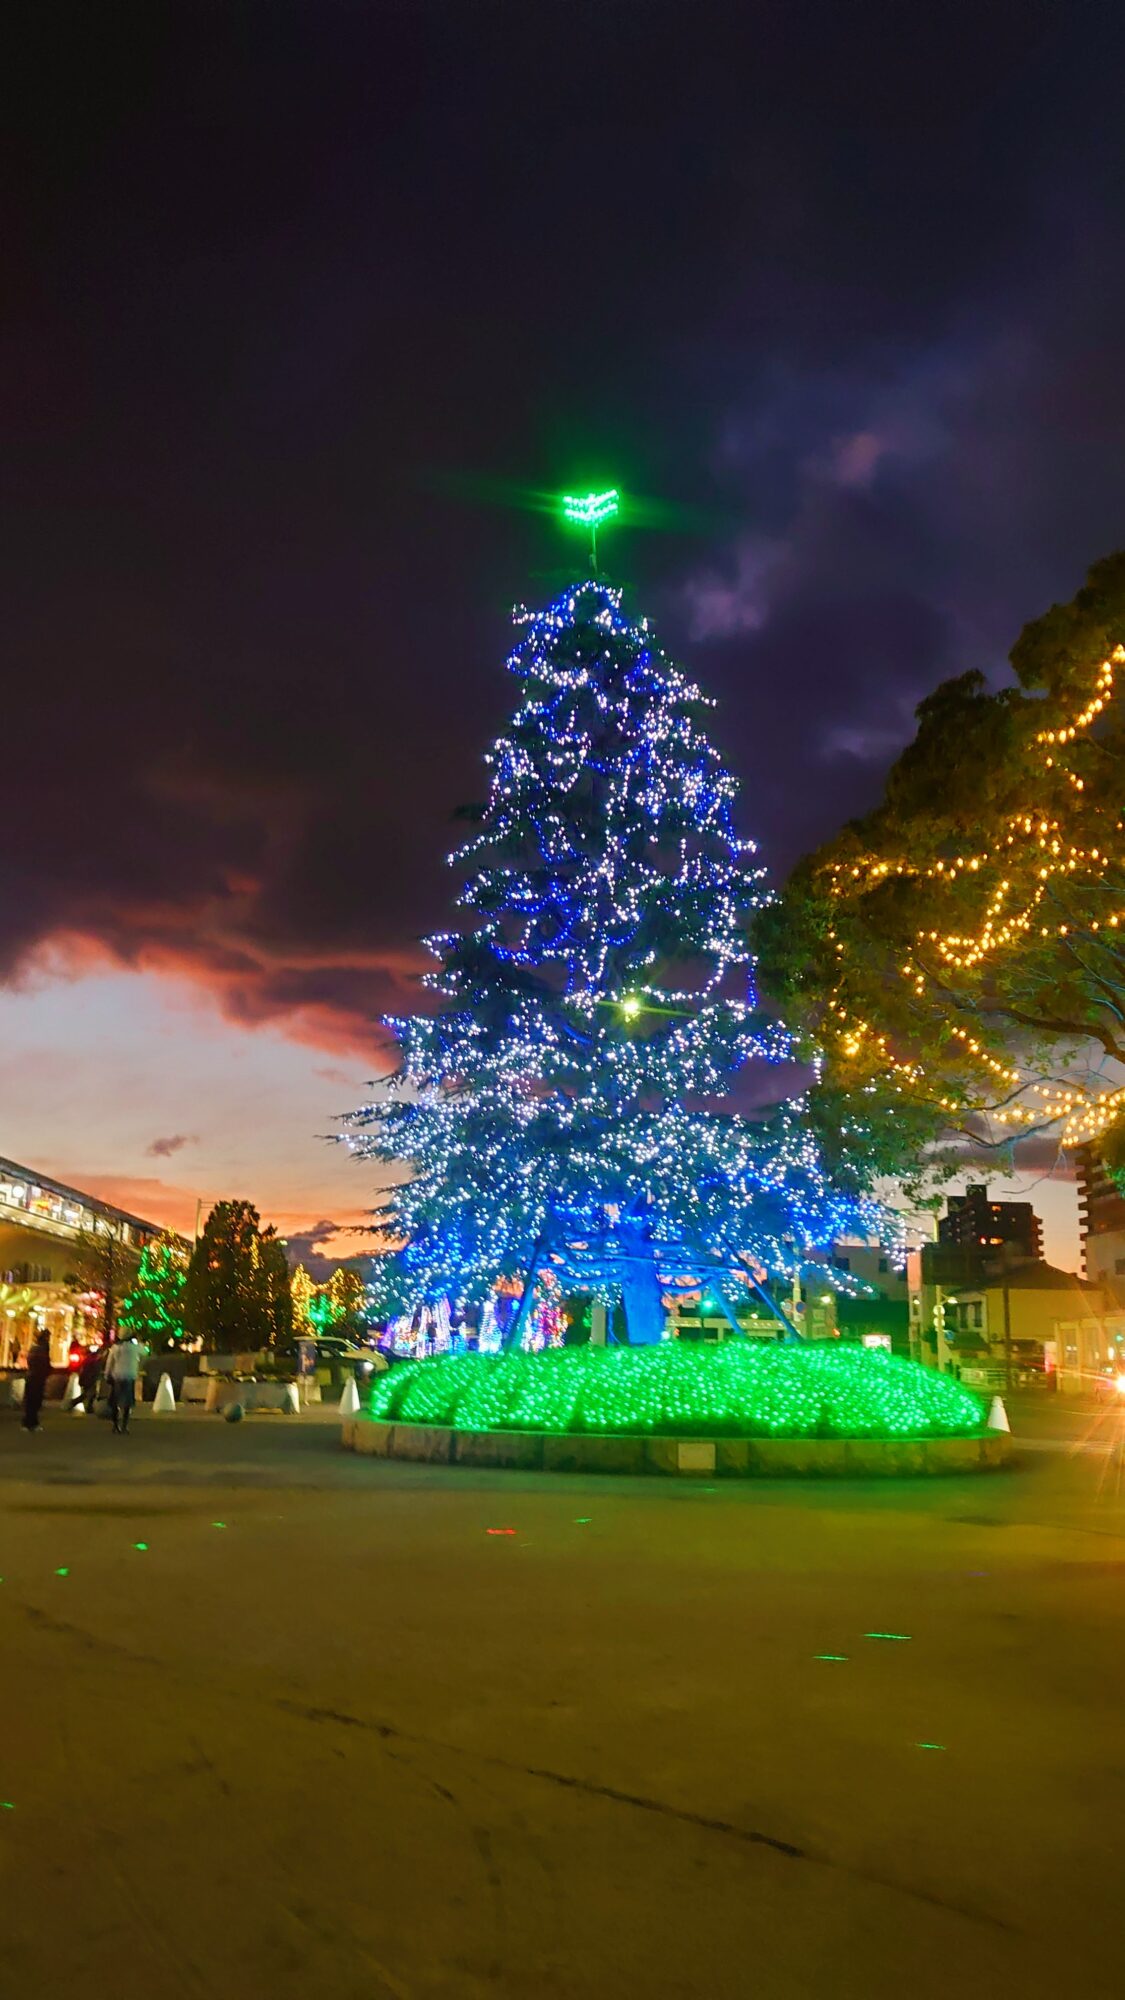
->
(21, 926), (416, 1066)
(829, 429), (886, 488)
(682, 534), (786, 641)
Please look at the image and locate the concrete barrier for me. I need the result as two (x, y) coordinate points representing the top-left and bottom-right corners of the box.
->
(341, 1415), (1012, 1477)
(207, 1379), (301, 1414)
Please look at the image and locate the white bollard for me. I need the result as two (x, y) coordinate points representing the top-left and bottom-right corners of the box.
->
(71, 1397), (87, 1416)
(62, 1373), (82, 1408)
(153, 1372), (177, 1415)
(338, 1377), (360, 1417)
(987, 1394), (1010, 1433)
(282, 1381), (300, 1415)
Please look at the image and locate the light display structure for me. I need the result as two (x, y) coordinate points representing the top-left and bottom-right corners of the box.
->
(118, 1234), (187, 1348)
(367, 1342), (986, 1441)
(349, 507), (899, 1353)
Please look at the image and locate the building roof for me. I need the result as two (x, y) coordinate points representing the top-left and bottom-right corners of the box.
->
(957, 1259), (1100, 1295)
(0, 1155), (171, 1238)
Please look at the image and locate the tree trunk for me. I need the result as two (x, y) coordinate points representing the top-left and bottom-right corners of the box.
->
(620, 1242), (666, 1345)
(504, 1233), (548, 1349)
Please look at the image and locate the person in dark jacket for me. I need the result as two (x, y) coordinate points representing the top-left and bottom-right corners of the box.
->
(22, 1328), (53, 1432)
(78, 1346), (103, 1415)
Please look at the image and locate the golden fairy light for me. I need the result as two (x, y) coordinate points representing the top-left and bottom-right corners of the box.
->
(821, 643), (1125, 1142)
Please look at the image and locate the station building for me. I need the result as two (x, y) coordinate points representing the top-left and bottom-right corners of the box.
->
(0, 1157), (174, 1366)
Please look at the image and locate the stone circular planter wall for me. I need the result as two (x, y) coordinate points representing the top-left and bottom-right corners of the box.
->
(341, 1414), (1011, 1477)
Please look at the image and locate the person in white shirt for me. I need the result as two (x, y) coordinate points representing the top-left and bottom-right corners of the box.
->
(104, 1335), (147, 1434)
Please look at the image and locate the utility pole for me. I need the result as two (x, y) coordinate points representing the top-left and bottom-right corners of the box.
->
(1002, 1272), (1013, 1398)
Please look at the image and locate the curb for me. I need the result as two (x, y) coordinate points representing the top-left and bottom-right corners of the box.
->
(340, 1416), (1011, 1477)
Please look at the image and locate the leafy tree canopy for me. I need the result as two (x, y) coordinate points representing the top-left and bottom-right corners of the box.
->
(757, 551), (1125, 1173)
(67, 1227), (142, 1339)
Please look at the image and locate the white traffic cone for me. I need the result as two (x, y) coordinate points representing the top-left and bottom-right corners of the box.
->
(62, 1373), (82, 1409)
(282, 1381), (300, 1415)
(153, 1372), (177, 1414)
(987, 1394), (1010, 1433)
(339, 1377), (360, 1417)
(71, 1397), (87, 1415)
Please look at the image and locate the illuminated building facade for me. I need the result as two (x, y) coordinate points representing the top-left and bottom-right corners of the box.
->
(937, 1184), (1042, 1260)
(0, 1157), (176, 1366)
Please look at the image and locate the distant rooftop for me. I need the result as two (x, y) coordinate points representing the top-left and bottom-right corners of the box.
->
(954, 1258), (1099, 1294)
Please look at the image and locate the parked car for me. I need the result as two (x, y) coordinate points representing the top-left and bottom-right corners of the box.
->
(276, 1335), (387, 1380)
(314, 1333), (386, 1371)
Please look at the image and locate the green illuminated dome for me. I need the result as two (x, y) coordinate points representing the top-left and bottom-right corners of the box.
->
(366, 1343), (985, 1441)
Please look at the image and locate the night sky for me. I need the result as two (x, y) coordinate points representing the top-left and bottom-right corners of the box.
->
(5, 1), (1124, 1263)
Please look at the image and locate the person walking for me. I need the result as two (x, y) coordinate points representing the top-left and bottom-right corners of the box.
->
(78, 1345), (104, 1416)
(104, 1334), (146, 1434)
(21, 1327), (53, 1433)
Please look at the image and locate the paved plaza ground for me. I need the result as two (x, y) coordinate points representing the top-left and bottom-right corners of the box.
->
(2, 1392), (1124, 1998)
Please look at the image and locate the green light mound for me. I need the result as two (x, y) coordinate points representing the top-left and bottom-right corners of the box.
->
(365, 1344), (985, 1441)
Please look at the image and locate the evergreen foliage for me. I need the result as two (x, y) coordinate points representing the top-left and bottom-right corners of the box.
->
(183, 1200), (293, 1352)
(118, 1233), (187, 1347)
(351, 579), (893, 1341)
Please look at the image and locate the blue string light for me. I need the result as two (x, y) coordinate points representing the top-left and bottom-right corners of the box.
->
(348, 579), (898, 1338)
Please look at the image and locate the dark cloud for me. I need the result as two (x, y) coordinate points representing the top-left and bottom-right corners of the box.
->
(938, 1130), (1078, 1180)
(4, 0), (1125, 1053)
(676, 227), (1125, 865)
(1009, 1135), (1078, 1181)
(282, 1218), (372, 1283)
(145, 1134), (197, 1160)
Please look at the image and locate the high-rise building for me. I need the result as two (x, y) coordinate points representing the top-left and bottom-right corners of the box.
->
(937, 1184), (1042, 1260)
(1076, 1146), (1125, 1304)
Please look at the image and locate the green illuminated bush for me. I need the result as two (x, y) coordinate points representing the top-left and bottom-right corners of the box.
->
(366, 1342), (985, 1440)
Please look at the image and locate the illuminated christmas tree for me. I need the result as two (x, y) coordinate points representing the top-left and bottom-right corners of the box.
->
(118, 1234), (187, 1348)
(290, 1263), (314, 1337)
(351, 500), (892, 1344)
(183, 1201), (292, 1351)
(307, 1267), (367, 1339)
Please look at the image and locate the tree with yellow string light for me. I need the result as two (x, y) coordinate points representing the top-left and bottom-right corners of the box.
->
(757, 550), (1125, 1175)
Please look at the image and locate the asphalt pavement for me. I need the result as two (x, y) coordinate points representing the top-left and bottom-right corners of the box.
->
(2, 1393), (1124, 1999)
